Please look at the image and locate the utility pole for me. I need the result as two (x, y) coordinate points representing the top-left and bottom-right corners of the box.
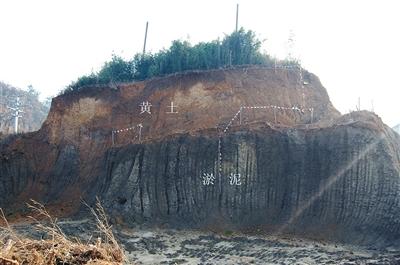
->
(287, 30), (295, 63)
(7, 97), (23, 134)
(142, 21), (149, 57)
(235, 4), (239, 32)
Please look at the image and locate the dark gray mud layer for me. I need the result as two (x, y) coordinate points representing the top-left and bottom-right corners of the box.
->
(12, 219), (400, 265)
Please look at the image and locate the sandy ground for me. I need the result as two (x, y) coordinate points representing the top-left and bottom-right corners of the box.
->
(117, 228), (399, 265)
(12, 220), (400, 265)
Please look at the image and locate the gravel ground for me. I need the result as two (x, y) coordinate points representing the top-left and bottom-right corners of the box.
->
(11, 220), (400, 265)
(117, 228), (400, 265)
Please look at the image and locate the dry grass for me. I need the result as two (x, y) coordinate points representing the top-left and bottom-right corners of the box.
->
(0, 199), (125, 265)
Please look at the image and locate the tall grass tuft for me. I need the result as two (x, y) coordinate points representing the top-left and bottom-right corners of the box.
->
(0, 199), (125, 265)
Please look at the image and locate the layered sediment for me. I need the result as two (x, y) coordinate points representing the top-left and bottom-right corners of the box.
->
(1, 66), (399, 246)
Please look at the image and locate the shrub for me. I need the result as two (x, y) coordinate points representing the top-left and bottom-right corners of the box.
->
(0, 199), (125, 265)
(61, 28), (293, 95)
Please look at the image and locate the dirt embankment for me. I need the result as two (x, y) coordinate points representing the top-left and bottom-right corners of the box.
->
(1, 66), (400, 247)
(42, 66), (339, 144)
(2, 66), (339, 213)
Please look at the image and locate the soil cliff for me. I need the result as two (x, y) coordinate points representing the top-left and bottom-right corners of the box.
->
(1, 66), (399, 246)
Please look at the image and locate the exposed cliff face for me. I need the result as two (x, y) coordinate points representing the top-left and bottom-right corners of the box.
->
(42, 67), (338, 144)
(1, 66), (399, 246)
(96, 112), (400, 245)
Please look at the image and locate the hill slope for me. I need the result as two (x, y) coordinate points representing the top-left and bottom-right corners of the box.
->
(1, 66), (399, 247)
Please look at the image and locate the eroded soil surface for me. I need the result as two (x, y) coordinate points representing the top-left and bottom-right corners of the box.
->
(119, 228), (400, 265)
(13, 220), (400, 265)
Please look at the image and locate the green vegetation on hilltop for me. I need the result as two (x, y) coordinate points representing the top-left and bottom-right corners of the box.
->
(63, 28), (296, 94)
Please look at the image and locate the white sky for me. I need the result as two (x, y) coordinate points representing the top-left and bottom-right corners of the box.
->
(0, 0), (399, 126)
